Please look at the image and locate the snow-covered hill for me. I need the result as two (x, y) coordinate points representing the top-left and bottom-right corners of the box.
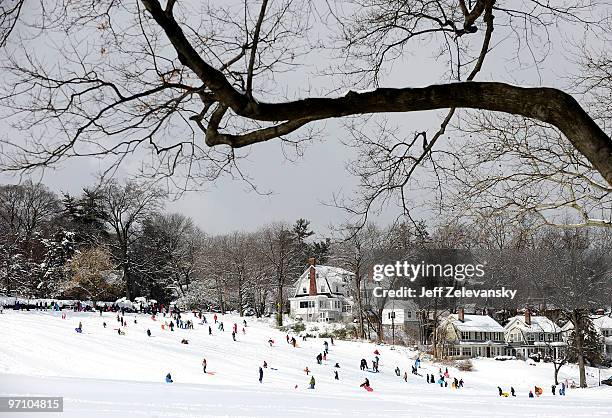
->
(1, 310), (611, 417)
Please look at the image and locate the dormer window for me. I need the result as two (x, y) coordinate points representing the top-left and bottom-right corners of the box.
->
(302, 287), (307, 294)
(320, 285), (325, 292)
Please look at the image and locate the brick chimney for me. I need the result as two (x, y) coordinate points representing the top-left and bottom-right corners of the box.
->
(524, 309), (531, 326)
(458, 307), (465, 322)
(308, 258), (316, 296)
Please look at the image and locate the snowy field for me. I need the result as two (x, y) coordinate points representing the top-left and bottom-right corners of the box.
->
(1, 310), (611, 417)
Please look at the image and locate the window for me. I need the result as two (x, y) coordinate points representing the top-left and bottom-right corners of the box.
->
(462, 347), (472, 357)
(407, 311), (412, 319)
(447, 347), (460, 357)
(539, 333), (544, 342)
(299, 301), (308, 308)
(335, 285), (339, 293)
(320, 285), (325, 292)
(302, 287), (307, 294)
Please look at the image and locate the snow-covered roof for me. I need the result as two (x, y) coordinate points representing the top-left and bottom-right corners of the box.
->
(291, 265), (354, 297)
(506, 315), (561, 333)
(293, 265), (353, 286)
(456, 340), (506, 346)
(592, 315), (612, 331)
(533, 341), (567, 347)
(447, 314), (504, 332)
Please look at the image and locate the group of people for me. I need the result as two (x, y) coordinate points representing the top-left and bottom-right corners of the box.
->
(424, 367), (464, 389)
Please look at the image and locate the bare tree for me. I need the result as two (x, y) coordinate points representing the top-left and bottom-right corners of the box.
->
(0, 1), (609, 221)
(63, 246), (123, 304)
(98, 179), (166, 299)
(0, 181), (61, 294)
(257, 222), (300, 326)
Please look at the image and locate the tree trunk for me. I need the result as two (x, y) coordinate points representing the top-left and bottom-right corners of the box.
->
(122, 263), (132, 300)
(238, 276), (244, 317)
(354, 266), (365, 339)
(572, 309), (588, 388)
(276, 275), (284, 327)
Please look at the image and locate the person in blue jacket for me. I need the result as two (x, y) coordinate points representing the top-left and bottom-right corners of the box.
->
(165, 373), (173, 383)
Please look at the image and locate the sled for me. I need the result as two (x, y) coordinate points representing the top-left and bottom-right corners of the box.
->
(205, 371), (216, 375)
(270, 367), (279, 371)
(502, 392), (509, 397)
(364, 386), (373, 392)
(75, 328), (82, 333)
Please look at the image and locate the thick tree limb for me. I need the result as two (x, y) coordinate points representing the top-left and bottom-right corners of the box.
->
(141, 0), (612, 185)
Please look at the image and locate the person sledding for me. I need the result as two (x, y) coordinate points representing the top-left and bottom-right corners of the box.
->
(268, 338), (274, 347)
(374, 349), (380, 355)
(165, 373), (173, 383)
(75, 321), (83, 333)
(360, 378), (371, 390)
(147, 329), (151, 337)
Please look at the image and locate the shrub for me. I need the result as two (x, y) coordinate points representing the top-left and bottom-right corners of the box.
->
(457, 359), (474, 372)
(292, 322), (306, 333)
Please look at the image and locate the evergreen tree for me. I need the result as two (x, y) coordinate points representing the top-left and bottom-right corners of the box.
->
(568, 315), (604, 366)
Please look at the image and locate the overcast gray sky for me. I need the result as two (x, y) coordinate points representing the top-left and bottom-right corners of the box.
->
(0, 0), (600, 236)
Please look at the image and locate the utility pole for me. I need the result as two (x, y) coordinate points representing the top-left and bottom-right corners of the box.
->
(391, 310), (396, 350)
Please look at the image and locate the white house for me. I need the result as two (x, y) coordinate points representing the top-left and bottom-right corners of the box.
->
(436, 309), (506, 358)
(504, 311), (565, 359)
(382, 299), (420, 340)
(288, 259), (354, 322)
(592, 315), (612, 360)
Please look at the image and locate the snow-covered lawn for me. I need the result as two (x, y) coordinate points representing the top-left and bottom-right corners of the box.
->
(1, 310), (610, 417)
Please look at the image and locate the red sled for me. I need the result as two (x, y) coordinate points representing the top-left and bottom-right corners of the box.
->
(364, 386), (373, 392)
